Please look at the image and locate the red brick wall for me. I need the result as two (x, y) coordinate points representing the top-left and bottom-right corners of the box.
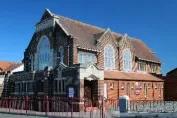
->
(104, 79), (164, 101)
(97, 30), (119, 70)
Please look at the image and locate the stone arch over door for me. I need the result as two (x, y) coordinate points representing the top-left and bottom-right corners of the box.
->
(84, 74), (99, 107)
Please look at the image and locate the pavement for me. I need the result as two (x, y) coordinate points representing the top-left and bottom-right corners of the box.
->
(0, 113), (45, 118)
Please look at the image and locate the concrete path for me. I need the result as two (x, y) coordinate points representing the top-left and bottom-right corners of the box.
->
(0, 113), (45, 118)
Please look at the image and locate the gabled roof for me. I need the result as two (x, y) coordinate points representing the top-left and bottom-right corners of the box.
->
(42, 9), (161, 63)
(128, 38), (161, 63)
(104, 70), (163, 82)
(0, 61), (22, 72)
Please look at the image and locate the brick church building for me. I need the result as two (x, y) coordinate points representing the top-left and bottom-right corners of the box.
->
(5, 9), (164, 102)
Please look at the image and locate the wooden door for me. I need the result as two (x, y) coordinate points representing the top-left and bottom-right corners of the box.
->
(84, 80), (92, 107)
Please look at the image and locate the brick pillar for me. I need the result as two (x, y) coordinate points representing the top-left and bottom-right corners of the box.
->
(98, 80), (104, 99)
(97, 80), (104, 110)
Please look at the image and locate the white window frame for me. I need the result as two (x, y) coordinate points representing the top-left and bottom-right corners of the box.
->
(78, 51), (96, 64)
(123, 49), (132, 71)
(138, 62), (146, 72)
(151, 64), (158, 73)
(104, 44), (115, 70)
(37, 36), (51, 70)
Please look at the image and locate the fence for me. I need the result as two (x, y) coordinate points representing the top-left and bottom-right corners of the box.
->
(0, 96), (118, 118)
(130, 100), (177, 113)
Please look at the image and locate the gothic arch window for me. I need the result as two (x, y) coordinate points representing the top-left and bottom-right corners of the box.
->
(104, 44), (115, 70)
(123, 49), (132, 71)
(37, 36), (50, 70)
(59, 46), (64, 63)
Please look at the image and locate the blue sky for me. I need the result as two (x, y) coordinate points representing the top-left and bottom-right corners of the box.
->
(0, 0), (176, 74)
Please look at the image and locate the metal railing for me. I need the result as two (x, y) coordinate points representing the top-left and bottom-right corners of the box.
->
(0, 96), (119, 118)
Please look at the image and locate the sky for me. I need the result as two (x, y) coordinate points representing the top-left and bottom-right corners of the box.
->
(0, 0), (177, 74)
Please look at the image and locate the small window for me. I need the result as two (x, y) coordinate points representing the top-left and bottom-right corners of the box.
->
(121, 82), (125, 90)
(138, 62), (146, 71)
(140, 82), (143, 89)
(131, 83), (134, 89)
(158, 85), (161, 97)
(110, 82), (114, 89)
(144, 84), (147, 98)
(78, 52), (96, 64)
(126, 83), (130, 96)
(148, 83), (151, 89)
(154, 83), (157, 89)
(151, 64), (158, 73)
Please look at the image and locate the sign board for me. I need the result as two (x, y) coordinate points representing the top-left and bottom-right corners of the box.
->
(135, 88), (140, 95)
(68, 87), (75, 98)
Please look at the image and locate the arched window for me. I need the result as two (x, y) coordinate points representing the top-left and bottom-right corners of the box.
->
(104, 45), (115, 70)
(38, 36), (50, 70)
(123, 49), (132, 71)
(59, 46), (64, 63)
(126, 83), (130, 96)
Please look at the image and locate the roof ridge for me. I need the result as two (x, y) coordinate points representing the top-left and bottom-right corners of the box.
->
(53, 14), (106, 32)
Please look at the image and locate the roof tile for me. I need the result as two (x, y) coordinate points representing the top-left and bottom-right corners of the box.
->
(52, 13), (160, 63)
(104, 70), (163, 81)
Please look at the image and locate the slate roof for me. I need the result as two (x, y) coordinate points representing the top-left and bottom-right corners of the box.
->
(47, 9), (161, 63)
(104, 70), (163, 82)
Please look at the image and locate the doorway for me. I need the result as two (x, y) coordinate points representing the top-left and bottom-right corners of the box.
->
(84, 80), (98, 107)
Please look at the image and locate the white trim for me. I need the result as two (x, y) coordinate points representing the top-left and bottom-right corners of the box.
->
(138, 57), (161, 64)
(104, 44), (115, 70)
(45, 9), (53, 16)
(77, 46), (100, 52)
